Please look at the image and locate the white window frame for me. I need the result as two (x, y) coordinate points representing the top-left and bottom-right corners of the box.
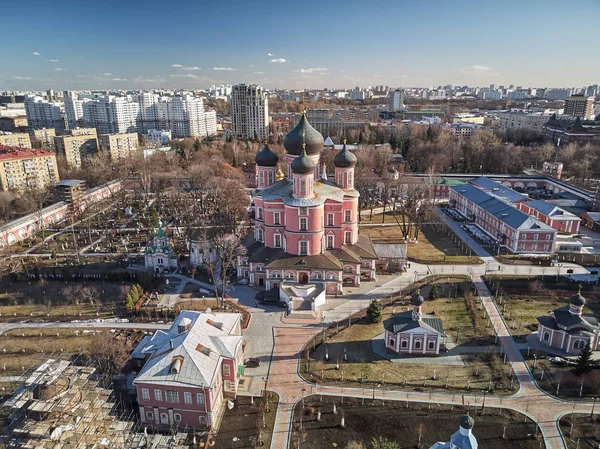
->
(141, 388), (150, 401)
(274, 212), (280, 225)
(154, 389), (162, 401)
(327, 213), (334, 226)
(197, 393), (205, 405)
(165, 390), (179, 403)
(327, 234), (334, 249)
(184, 392), (192, 404)
(274, 233), (282, 248)
(222, 364), (231, 376)
(299, 217), (307, 231)
(257, 207), (263, 220)
(299, 240), (308, 255)
(345, 231), (352, 244)
(299, 206), (307, 215)
(344, 210), (351, 222)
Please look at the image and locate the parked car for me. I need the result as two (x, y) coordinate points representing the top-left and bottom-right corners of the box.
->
(244, 358), (261, 368)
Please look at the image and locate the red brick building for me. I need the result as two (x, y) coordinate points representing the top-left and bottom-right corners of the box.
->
(517, 200), (581, 234)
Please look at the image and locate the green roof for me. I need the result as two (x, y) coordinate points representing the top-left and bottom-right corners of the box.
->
(423, 178), (466, 186)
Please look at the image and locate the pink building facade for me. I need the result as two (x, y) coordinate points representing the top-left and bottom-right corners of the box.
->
(132, 312), (244, 431)
(239, 114), (377, 294)
(516, 200), (581, 234)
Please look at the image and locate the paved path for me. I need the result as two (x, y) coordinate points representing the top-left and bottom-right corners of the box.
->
(0, 321), (170, 335)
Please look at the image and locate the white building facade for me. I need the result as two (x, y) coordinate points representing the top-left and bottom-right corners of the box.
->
(24, 96), (64, 130)
(230, 84), (269, 140)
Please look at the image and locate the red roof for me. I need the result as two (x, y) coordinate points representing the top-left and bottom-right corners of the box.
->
(0, 145), (54, 160)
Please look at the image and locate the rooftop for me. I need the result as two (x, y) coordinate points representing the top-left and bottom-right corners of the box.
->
(469, 176), (528, 203)
(0, 145), (54, 160)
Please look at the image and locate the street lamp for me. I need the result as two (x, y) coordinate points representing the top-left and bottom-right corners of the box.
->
(414, 270), (418, 284)
(481, 390), (486, 411)
(456, 325), (460, 343)
(443, 249), (448, 263)
(591, 397), (598, 418)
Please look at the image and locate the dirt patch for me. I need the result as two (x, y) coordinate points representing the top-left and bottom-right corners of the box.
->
(559, 414), (600, 449)
(291, 396), (543, 449)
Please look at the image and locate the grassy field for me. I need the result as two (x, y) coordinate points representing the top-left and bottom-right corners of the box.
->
(361, 224), (483, 264)
(291, 397), (544, 449)
(485, 277), (598, 333)
(303, 282), (511, 394)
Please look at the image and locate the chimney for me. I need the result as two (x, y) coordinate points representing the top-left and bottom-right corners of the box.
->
(169, 339), (174, 350)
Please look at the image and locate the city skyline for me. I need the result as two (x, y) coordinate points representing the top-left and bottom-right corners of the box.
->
(1, 0), (599, 91)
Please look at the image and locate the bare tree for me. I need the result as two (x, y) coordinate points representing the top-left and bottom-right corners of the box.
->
(90, 331), (133, 377)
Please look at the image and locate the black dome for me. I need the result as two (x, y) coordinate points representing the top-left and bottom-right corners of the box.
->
(284, 113), (324, 156)
(570, 292), (586, 307)
(412, 290), (424, 306)
(290, 145), (316, 175)
(333, 142), (357, 168)
(255, 144), (279, 167)
(459, 415), (475, 430)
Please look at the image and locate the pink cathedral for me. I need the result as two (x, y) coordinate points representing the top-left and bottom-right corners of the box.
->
(237, 113), (377, 295)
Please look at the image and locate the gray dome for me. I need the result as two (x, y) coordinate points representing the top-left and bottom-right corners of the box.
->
(570, 292), (586, 307)
(459, 415), (475, 430)
(284, 113), (324, 156)
(412, 290), (424, 306)
(255, 144), (279, 167)
(333, 142), (357, 168)
(291, 145), (316, 175)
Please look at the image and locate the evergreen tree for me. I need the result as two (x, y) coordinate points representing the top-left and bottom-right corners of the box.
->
(125, 292), (135, 312)
(366, 299), (382, 323)
(575, 341), (593, 375)
(358, 131), (364, 144)
(429, 283), (439, 301)
(574, 117), (583, 129)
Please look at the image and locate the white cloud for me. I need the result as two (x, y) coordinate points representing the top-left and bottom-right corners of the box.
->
(171, 64), (183, 68)
(111, 78), (127, 81)
(253, 71), (264, 75)
(32, 52), (40, 56)
(133, 76), (166, 83)
(213, 67), (237, 71)
(47, 59), (59, 63)
(104, 72), (112, 76)
(460, 64), (492, 74)
(54, 68), (66, 71)
(169, 74), (200, 79)
(13, 76), (32, 80)
(182, 66), (201, 71)
(269, 58), (286, 63)
(295, 67), (327, 73)
(267, 53), (273, 56)
(248, 65), (255, 68)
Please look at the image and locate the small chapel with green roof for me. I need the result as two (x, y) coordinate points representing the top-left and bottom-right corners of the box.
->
(144, 219), (178, 274)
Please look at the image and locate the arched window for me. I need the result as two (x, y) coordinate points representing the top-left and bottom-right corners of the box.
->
(199, 416), (207, 425)
(414, 340), (421, 350)
(389, 338), (395, 348)
(543, 332), (550, 342)
(428, 340), (435, 350)
(401, 340), (408, 348)
(573, 339), (586, 349)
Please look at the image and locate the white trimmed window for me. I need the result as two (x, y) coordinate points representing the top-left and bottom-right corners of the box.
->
(300, 217), (307, 231)
(347, 171), (353, 186)
(300, 179), (307, 194)
(299, 207), (307, 215)
(299, 240), (308, 255)
(259, 171), (264, 185)
(154, 389), (162, 401)
(274, 212), (281, 225)
(327, 213), (334, 226)
(345, 231), (352, 244)
(257, 208), (263, 220)
(146, 411), (154, 421)
(197, 393), (205, 405)
(274, 233), (282, 248)
(268, 171), (274, 184)
(141, 388), (150, 401)
(257, 228), (264, 242)
(223, 364), (231, 376)
(327, 234), (334, 249)
(184, 392), (192, 404)
(344, 210), (351, 222)
(165, 390), (179, 403)
(174, 413), (181, 423)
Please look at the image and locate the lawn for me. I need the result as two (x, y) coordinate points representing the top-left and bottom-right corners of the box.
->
(291, 396), (544, 449)
(211, 392), (279, 448)
(485, 277), (598, 333)
(362, 224), (483, 264)
(560, 414), (600, 449)
(303, 282), (511, 394)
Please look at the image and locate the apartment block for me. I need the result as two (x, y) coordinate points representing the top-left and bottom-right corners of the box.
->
(24, 96), (64, 130)
(54, 128), (99, 168)
(0, 133), (32, 149)
(99, 132), (139, 160)
(564, 94), (595, 120)
(30, 128), (56, 151)
(0, 147), (59, 191)
(230, 84), (269, 140)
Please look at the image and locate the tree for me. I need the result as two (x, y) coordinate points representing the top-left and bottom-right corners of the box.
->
(574, 340), (593, 375)
(429, 283), (439, 300)
(370, 437), (400, 449)
(90, 331), (133, 377)
(366, 299), (382, 323)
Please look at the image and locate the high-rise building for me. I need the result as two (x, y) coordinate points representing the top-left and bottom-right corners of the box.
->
(138, 92), (159, 133)
(99, 132), (139, 160)
(388, 89), (405, 111)
(0, 133), (32, 149)
(24, 96), (64, 130)
(564, 94), (595, 120)
(82, 96), (140, 134)
(0, 146), (59, 191)
(230, 84), (269, 140)
(63, 92), (87, 130)
(54, 128), (99, 168)
(30, 128), (56, 151)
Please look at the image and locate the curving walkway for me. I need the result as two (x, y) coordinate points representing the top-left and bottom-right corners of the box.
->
(266, 274), (597, 449)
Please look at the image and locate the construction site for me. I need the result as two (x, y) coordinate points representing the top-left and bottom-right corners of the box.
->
(0, 359), (196, 449)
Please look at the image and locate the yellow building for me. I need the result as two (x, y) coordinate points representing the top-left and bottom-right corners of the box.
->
(54, 128), (99, 168)
(0, 148), (59, 191)
(0, 133), (32, 149)
(99, 132), (139, 160)
(30, 128), (56, 151)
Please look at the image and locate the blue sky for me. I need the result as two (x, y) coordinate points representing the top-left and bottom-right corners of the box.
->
(1, 0), (598, 91)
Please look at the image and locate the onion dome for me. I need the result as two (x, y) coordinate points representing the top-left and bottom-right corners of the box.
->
(333, 140), (357, 168)
(459, 415), (475, 430)
(570, 290), (586, 307)
(291, 144), (316, 175)
(276, 166), (285, 181)
(411, 289), (424, 306)
(284, 113), (324, 156)
(255, 143), (278, 167)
